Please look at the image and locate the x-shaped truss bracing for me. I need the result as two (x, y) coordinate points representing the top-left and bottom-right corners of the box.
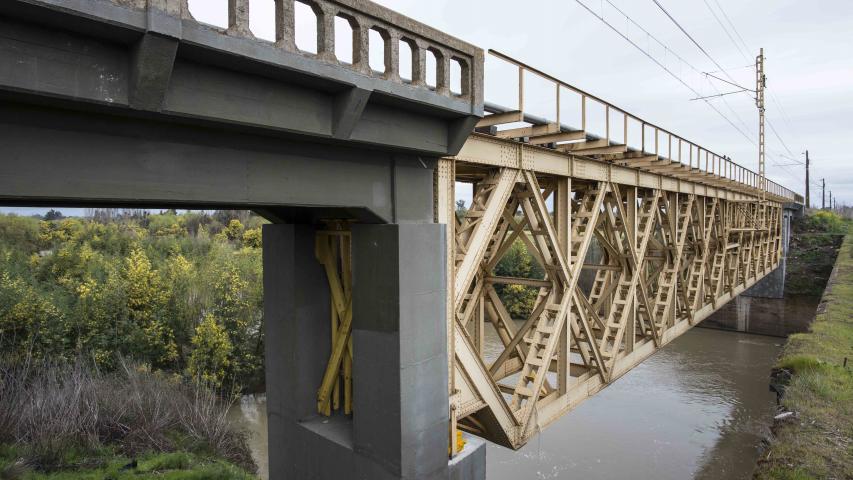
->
(439, 160), (784, 449)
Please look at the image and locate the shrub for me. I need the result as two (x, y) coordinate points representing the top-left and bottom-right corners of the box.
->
(0, 357), (255, 473)
(188, 314), (232, 388)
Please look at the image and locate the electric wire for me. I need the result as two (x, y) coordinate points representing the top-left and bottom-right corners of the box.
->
(712, 0), (752, 58)
(704, 0), (801, 160)
(575, 0), (756, 147)
(602, 0), (756, 144)
(645, 0), (805, 191)
(702, 0), (751, 63)
(576, 0), (805, 195)
(650, 0), (741, 87)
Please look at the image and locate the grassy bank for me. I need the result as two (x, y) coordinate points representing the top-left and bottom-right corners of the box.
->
(0, 449), (254, 480)
(755, 228), (853, 479)
(0, 359), (256, 479)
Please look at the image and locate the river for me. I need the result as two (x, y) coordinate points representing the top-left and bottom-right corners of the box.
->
(228, 327), (782, 480)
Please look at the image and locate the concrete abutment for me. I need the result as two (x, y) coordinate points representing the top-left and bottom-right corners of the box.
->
(741, 204), (798, 299)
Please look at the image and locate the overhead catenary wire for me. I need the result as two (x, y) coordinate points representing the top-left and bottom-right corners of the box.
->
(768, 120), (796, 158)
(712, 0), (751, 57)
(703, 0), (802, 161)
(601, 0), (753, 140)
(646, 0), (807, 192)
(702, 0), (751, 63)
(648, 0), (756, 136)
(650, 0), (742, 87)
(573, 0), (756, 147)
(576, 0), (804, 195)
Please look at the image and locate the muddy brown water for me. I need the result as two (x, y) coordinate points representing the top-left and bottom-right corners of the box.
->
(229, 327), (787, 480)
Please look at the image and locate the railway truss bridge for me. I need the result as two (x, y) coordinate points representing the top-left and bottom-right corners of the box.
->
(0, 0), (802, 478)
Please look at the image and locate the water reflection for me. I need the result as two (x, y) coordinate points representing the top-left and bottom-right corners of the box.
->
(226, 394), (268, 480)
(486, 328), (781, 480)
(229, 328), (781, 480)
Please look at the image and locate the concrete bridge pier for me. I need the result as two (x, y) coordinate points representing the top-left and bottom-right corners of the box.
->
(264, 222), (485, 480)
(743, 203), (800, 299)
(260, 149), (487, 480)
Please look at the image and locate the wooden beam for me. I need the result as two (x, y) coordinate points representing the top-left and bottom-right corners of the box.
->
(558, 139), (609, 151)
(567, 145), (629, 155)
(613, 154), (660, 164)
(476, 111), (524, 128)
(495, 122), (560, 139)
(527, 130), (587, 145)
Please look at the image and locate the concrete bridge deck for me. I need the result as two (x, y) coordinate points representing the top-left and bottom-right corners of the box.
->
(0, 1), (802, 478)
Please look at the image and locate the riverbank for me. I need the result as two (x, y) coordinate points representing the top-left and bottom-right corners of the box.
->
(755, 230), (853, 479)
(785, 212), (848, 297)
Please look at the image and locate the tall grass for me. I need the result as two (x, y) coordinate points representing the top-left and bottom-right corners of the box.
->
(0, 357), (254, 473)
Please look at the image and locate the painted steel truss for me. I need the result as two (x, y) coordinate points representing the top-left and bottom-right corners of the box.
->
(438, 158), (783, 450)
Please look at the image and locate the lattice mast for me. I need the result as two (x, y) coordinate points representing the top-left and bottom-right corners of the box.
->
(756, 48), (767, 219)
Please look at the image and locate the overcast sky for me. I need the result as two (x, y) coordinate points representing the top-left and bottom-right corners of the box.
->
(4, 0), (850, 217)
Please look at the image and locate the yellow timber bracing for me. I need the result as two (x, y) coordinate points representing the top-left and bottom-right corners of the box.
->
(315, 224), (353, 417)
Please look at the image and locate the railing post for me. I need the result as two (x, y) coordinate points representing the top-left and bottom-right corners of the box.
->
(411, 40), (426, 86)
(455, 57), (470, 98)
(384, 30), (400, 81)
(435, 49), (450, 95)
(274, 0), (295, 51)
(316, 3), (336, 62)
(227, 0), (252, 37)
(352, 18), (370, 74)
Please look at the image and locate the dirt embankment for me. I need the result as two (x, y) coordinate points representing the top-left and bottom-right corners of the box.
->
(784, 217), (845, 297)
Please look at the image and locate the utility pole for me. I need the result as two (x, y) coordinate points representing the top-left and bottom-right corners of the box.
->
(804, 150), (810, 208)
(828, 190), (832, 211)
(756, 49), (766, 207)
(822, 178), (826, 209)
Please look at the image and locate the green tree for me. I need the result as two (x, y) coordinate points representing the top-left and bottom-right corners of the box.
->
(0, 271), (67, 359)
(241, 228), (262, 249)
(162, 252), (199, 362)
(124, 247), (177, 366)
(455, 199), (468, 221)
(44, 209), (64, 221)
(223, 220), (244, 242)
(0, 211), (265, 390)
(188, 313), (232, 387)
(494, 240), (543, 319)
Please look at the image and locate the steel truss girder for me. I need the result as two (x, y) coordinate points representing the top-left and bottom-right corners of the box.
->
(437, 160), (784, 450)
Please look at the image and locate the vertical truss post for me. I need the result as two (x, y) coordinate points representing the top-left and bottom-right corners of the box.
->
(625, 186), (638, 353)
(555, 177), (571, 395)
(434, 158), (458, 455)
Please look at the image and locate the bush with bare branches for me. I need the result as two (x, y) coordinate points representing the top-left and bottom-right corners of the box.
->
(0, 357), (254, 473)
